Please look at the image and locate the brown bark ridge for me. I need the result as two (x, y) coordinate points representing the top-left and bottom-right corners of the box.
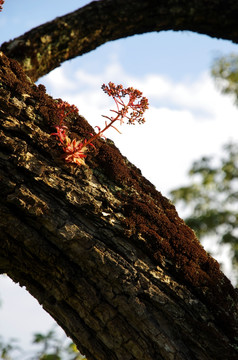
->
(1, 51), (238, 360)
(1, 0), (238, 82)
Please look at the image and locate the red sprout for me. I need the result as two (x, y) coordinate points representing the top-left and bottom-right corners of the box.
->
(51, 83), (149, 166)
(0, 1), (5, 12)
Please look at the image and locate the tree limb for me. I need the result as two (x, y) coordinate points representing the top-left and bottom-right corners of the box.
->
(1, 1), (238, 358)
(1, 51), (238, 360)
(1, 0), (238, 82)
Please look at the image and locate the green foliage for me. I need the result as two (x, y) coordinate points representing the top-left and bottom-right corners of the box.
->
(31, 328), (86, 360)
(0, 329), (86, 360)
(40, 355), (61, 360)
(170, 142), (238, 278)
(211, 53), (238, 104)
(0, 337), (21, 360)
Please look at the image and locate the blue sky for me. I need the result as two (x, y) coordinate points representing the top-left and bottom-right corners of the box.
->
(1, 0), (238, 354)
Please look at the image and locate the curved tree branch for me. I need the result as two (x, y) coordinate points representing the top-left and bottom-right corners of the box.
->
(0, 51), (238, 360)
(1, 1), (238, 358)
(1, 0), (238, 82)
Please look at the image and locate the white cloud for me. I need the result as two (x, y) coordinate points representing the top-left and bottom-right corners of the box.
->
(44, 67), (78, 93)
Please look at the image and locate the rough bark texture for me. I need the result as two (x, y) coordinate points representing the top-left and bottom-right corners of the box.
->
(1, 0), (238, 82)
(1, 0), (238, 359)
(0, 52), (238, 360)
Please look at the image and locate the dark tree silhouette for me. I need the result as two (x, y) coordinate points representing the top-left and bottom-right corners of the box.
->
(0, 1), (238, 359)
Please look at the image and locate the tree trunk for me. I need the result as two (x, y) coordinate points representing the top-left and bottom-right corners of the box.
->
(1, 0), (238, 82)
(1, 0), (238, 358)
(0, 51), (238, 360)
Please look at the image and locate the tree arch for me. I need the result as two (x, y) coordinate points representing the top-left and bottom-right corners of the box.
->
(0, 1), (238, 359)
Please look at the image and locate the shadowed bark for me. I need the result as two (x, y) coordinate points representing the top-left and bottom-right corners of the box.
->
(0, 51), (238, 360)
(1, 1), (238, 359)
(1, 0), (238, 82)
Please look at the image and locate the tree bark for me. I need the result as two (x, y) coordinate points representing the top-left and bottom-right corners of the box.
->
(0, 51), (238, 360)
(1, 0), (238, 359)
(1, 0), (238, 82)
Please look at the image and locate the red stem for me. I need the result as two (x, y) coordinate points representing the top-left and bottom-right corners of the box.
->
(84, 113), (121, 147)
(84, 96), (129, 147)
